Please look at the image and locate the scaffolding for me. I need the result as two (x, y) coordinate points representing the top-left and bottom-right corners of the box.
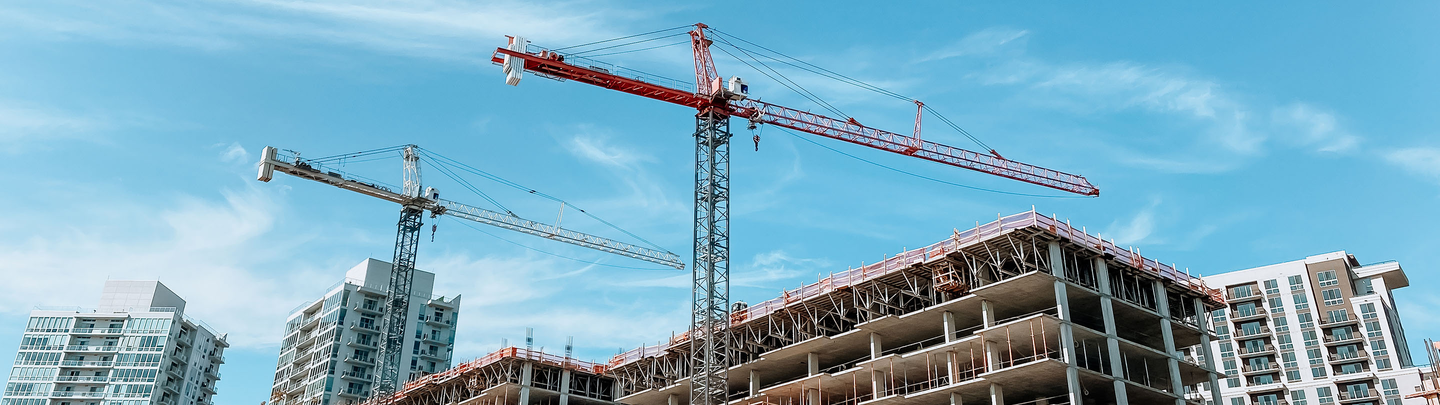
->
(359, 347), (613, 405)
(606, 209), (1225, 404)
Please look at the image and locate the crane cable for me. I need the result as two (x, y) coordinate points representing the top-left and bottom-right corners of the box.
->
(708, 29), (998, 154)
(709, 35), (850, 120)
(418, 148), (672, 253)
(569, 32), (690, 57)
(420, 158), (517, 217)
(445, 217), (677, 271)
(547, 24), (694, 52)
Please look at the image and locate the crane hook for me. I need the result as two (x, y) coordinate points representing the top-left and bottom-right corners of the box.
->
(748, 120), (762, 151)
(430, 223), (438, 242)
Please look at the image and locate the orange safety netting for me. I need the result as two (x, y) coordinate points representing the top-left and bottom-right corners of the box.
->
(607, 210), (1223, 369)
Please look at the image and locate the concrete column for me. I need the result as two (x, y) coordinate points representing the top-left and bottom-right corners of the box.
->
(749, 370), (760, 397)
(1153, 281), (1184, 405)
(943, 311), (957, 342)
(519, 362), (533, 405)
(984, 339), (1001, 372)
(981, 300), (996, 328)
(805, 388), (820, 405)
(668, 394), (679, 405)
(1054, 279), (1083, 405)
(559, 369), (572, 405)
(947, 350), (960, 384)
(988, 383), (1004, 405)
(1095, 258), (1129, 405)
(870, 333), (883, 359)
(871, 369), (887, 398)
(807, 352), (820, 376)
(949, 392), (963, 405)
(1047, 241), (1066, 276)
(1193, 297), (1222, 405)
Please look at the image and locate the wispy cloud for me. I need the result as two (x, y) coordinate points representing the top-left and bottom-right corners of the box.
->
(926, 28), (1364, 173)
(0, 101), (102, 144)
(0, 0), (648, 62)
(562, 129), (686, 225)
(1104, 198), (1161, 245)
(1384, 147), (1440, 183)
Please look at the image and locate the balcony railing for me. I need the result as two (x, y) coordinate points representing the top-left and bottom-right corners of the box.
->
(1231, 308), (1270, 320)
(50, 391), (106, 398)
(55, 376), (109, 382)
(1242, 363), (1280, 374)
(1234, 326), (1273, 338)
(1337, 389), (1378, 400)
(1238, 344), (1276, 356)
(1320, 313), (1360, 326)
(1324, 334), (1363, 345)
(1329, 350), (1370, 362)
(60, 360), (113, 367)
(341, 371), (373, 380)
(339, 388), (371, 397)
(70, 328), (125, 334)
(345, 356), (375, 365)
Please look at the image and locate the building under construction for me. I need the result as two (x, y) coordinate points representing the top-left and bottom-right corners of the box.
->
(364, 210), (1229, 405)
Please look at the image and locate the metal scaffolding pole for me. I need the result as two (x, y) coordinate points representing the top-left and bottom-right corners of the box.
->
(691, 110), (732, 405)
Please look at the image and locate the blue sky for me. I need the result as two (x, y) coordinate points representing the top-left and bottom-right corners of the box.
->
(2, 1), (1438, 403)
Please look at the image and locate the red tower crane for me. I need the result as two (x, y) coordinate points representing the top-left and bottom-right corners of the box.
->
(492, 23), (1099, 405)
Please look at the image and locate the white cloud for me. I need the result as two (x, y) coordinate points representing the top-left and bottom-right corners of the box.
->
(1385, 147), (1440, 182)
(1103, 199), (1161, 246)
(621, 249), (829, 290)
(0, 0), (646, 62)
(218, 142), (251, 164)
(0, 186), (336, 349)
(0, 102), (101, 143)
(920, 28), (1029, 63)
(1271, 103), (1360, 153)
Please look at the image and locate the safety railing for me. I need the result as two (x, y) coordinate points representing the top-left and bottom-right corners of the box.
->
(607, 210), (1222, 368)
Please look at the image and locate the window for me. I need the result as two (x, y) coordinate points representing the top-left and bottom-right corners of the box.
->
(1367, 321), (1383, 338)
(1265, 279), (1280, 294)
(1289, 275), (1306, 290)
(1287, 369), (1302, 381)
(1355, 278), (1374, 295)
(1307, 348), (1324, 365)
(1227, 378), (1240, 388)
(1339, 362), (1364, 374)
(1322, 288), (1344, 306)
(1312, 365), (1328, 378)
(1233, 285), (1255, 298)
(1215, 325), (1231, 339)
(1304, 330), (1320, 348)
(1361, 303), (1378, 319)
(1252, 374), (1275, 385)
(1372, 339), (1389, 356)
(1291, 389), (1308, 405)
(1240, 320), (1264, 336)
(1382, 379), (1399, 395)
(1298, 312), (1315, 329)
(1237, 302), (1258, 317)
(1318, 270), (1339, 287)
(1376, 358), (1392, 370)
(1326, 309), (1349, 324)
(1231, 398), (1244, 405)
(1269, 297), (1285, 312)
(1278, 334), (1294, 350)
(1282, 351), (1298, 368)
(1293, 293), (1311, 310)
(1274, 316), (1290, 333)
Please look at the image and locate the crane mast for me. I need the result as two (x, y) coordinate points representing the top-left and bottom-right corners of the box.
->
(257, 145), (684, 403)
(494, 23), (1100, 405)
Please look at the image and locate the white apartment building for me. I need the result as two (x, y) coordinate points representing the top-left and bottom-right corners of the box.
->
(270, 259), (461, 405)
(2, 281), (227, 405)
(1199, 251), (1424, 405)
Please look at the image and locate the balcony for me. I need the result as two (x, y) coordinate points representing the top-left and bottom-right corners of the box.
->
(1250, 401), (1289, 405)
(70, 328), (124, 335)
(1324, 334), (1364, 346)
(345, 356), (375, 365)
(1242, 363), (1281, 375)
(1238, 344), (1277, 358)
(49, 391), (106, 398)
(350, 323), (379, 333)
(1320, 313), (1360, 327)
(201, 383), (217, 395)
(422, 315), (451, 328)
(417, 350), (445, 361)
(1234, 326), (1274, 339)
(422, 334), (448, 345)
(1337, 389), (1379, 403)
(64, 345), (119, 353)
(1231, 308), (1270, 322)
(210, 353), (226, 364)
(341, 371), (373, 381)
(60, 360), (113, 367)
(347, 339), (378, 349)
(1227, 289), (1264, 303)
(338, 388), (371, 398)
(356, 303), (384, 315)
(1329, 350), (1370, 363)
(55, 376), (109, 383)
(167, 368), (184, 380)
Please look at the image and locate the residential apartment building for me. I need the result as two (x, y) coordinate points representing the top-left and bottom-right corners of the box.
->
(270, 259), (461, 405)
(1199, 251), (1425, 405)
(2, 281), (227, 405)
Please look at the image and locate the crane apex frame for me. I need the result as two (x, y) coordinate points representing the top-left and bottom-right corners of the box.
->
(256, 145), (684, 403)
(495, 22), (1100, 405)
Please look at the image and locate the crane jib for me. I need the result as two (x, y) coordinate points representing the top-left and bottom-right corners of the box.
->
(491, 47), (1099, 196)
